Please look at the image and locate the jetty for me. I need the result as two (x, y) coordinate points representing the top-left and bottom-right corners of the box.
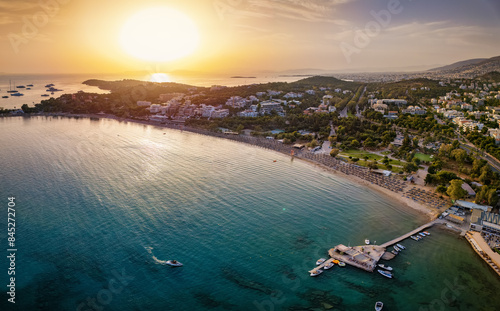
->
(380, 219), (438, 248)
(309, 219), (440, 273)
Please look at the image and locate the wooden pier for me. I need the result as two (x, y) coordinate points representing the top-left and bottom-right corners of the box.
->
(309, 219), (444, 275)
(379, 220), (437, 248)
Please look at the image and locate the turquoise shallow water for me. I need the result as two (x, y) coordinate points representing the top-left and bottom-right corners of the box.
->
(0, 116), (499, 311)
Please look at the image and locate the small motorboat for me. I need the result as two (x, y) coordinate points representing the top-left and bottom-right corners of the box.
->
(423, 231), (430, 236)
(365, 239), (370, 245)
(396, 244), (405, 250)
(41, 94), (50, 97)
(391, 250), (398, 255)
(273, 160), (277, 162)
(316, 258), (326, 266)
(377, 264), (393, 271)
(394, 246), (400, 252)
(338, 261), (346, 267)
(418, 233), (426, 237)
(165, 260), (183, 267)
(11, 93), (23, 96)
(27, 84), (34, 87)
(410, 235), (420, 241)
(323, 262), (334, 270)
(377, 269), (393, 278)
(375, 301), (384, 311)
(310, 269), (323, 277)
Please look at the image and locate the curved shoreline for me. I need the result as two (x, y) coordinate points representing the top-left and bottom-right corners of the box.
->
(9, 113), (444, 220)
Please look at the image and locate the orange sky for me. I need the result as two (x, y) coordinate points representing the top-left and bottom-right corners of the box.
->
(0, 0), (499, 75)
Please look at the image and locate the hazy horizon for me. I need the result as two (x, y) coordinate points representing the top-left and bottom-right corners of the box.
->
(0, 0), (499, 75)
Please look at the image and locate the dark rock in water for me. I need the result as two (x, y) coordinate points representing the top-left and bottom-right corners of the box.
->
(294, 235), (314, 250)
(194, 292), (235, 310)
(293, 288), (344, 311)
(221, 267), (276, 295)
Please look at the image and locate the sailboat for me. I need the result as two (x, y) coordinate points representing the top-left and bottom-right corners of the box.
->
(7, 80), (19, 93)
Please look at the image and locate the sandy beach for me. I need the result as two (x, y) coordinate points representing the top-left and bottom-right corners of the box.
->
(20, 112), (443, 221)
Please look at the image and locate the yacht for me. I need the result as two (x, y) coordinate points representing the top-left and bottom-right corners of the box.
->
(16, 85), (25, 89)
(310, 269), (323, 277)
(377, 264), (393, 271)
(27, 84), (34, 87)
(375, 301), (384, 311)
(391, 250), (398, 255)
(365, 239), (370, 245)
(41, 94), (50, 97)
(316, 258), (326, 265)
(323, 262), (334, 270)
(7, 81), (18, 93)
(165, 260), (183, 267)
(377, 269), (393, 278)
(396, 244), (405, 250)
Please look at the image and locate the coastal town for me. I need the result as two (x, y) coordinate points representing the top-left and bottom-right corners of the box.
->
(2, 70), (500, 279)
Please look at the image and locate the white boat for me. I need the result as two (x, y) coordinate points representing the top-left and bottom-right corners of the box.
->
(338, 261), (346, 267)
(423, 231), (430, 236)
(393, 246), (400, 252)
(310, 269), (323, 277)
(410, 235), (419, 241)
(375, 301), (384, 311)
(377, 264), (393, 271)
(165, 260), (183, 267)
(316, 258), (326, 265)
(377, 269), (393, 278)
(323, 262), (334, 270)
(391, 250), (398, 255)
(365, 239), (370, 245)
(418, 233), (426, 237)
(396, 244), (405, 250)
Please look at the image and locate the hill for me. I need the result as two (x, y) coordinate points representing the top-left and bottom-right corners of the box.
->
(292, 76), (362, 90)
(428, 56), (500, 78)
(428, 58), (486, 72)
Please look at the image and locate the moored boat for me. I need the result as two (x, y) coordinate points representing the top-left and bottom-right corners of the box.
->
(316, 258), (326, 265)
(365, 239), (370, 245)
(423, 231), (430, 236)
(391, 250), (398, 255)
(377, 269), (393, 278)
(375, 301), (384, 311)
(410, 235), (419, 241)
(332, 259), (340, 264)
(1, 96), (8, 98)
(310, 269), (323, 277)
(338, 261), (346, 267)
(323, 262), (334, 270)
(394, 246), (400, 252)
(418, 233), (426, 237)
(396, 244), (405, 250)
(377, 264), (393, 271)
(165, 260), (183, 267)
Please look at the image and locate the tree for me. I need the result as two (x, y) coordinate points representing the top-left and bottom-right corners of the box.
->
(367, 161), (378, 170)
(446, 179), (467, 200)
(436, 185), (447, 194)
(451, 149), (467, 164)
(351, 139), (360, 149)
(236, 124), (244, 134)
(330, 149), (340, 157)
(403, 162), (418, 174)
(351, 157), (360, 163)
(21, 104), (29, 112)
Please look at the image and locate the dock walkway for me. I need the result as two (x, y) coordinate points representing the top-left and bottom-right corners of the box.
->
(380, 219), (439, 248)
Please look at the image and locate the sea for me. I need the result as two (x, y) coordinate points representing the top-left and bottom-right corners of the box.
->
(0, 73), (305, 110)
(0, 116), (499, 311)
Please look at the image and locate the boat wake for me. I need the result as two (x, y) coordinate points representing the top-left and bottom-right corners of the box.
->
(144, 246), (170, 265)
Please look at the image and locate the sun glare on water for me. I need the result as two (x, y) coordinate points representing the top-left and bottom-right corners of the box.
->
(120, 7), (200, 62)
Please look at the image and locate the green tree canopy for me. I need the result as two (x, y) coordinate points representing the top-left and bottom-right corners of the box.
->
(446, 179), (467, 200)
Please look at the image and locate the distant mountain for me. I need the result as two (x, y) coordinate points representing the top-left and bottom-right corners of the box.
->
(428, 58), (487, 72)
(426, 56), (500, 78)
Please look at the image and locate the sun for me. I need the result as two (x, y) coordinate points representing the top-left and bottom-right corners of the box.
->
(120, 7), (200, 62)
